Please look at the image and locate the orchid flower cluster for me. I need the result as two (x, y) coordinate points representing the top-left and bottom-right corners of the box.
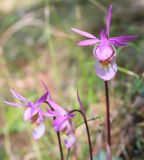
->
(4, 83), (77, 148)
(4, 4), (137, 160)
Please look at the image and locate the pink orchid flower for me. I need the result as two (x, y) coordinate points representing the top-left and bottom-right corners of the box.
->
(45, 97), (76, 148)
(4, 89), (49, 140)
(71, 4), (136, 81)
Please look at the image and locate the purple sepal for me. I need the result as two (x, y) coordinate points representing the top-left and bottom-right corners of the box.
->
(77, 90), (85, 114)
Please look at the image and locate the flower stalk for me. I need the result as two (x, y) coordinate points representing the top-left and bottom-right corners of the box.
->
(56, 132), (64, 160)
(66, 149), (70, 160)
(104, 81), (112, 160)
(45, 101), (64, 160)
(69, 109), (93, 160)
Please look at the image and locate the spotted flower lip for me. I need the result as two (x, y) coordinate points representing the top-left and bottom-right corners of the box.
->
(95, 57), (117, 81)
(4, 89), (49, 140)
(71, 4), (137, 81)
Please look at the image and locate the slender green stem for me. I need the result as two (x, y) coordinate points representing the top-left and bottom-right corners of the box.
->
(69, 109), (93, 160)
(66, 149), (70, 160)
(75, 116), (99, 129)
(104, 81), (112, 160)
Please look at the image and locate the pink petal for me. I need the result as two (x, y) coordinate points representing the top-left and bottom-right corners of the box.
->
(46, 110), (61, 117)
(93, 42), (114, 61)
(24, 108), (38, 121)
(106, 4), (113, 37)
(71, 28), (97, 39)
(4, 100), (25, 107)
(95, 60), (117, 81)
(65, 121), (74, 135)
(10, 89), (29, 103)
(41, 81), (52, 100)
(100, 30), (108, 41)
(32, 123), (45, 140)
(47, 99), (66, 115)
(53, 116), (68, 131)
(42, 111), (54, 117)
(36, 92), (48, 106)
(109, 40), (128, 47)
(109, 36), (137, 42)
(24, 108), (33, 121)
(59, 120), (70, 132)
(64, 134), (76, 148)
(78, 39), (99, 46)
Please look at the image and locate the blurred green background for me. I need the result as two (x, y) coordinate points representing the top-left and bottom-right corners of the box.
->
(0, 0), (144, 160)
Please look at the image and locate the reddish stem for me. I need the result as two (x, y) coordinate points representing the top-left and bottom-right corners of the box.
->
(104, 81), (112, 160)
(69, 109), (93, 160)
(45, 101), (64, 160)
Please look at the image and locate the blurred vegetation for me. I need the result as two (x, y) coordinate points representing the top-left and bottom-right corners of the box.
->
(0, 0), (144, 160)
